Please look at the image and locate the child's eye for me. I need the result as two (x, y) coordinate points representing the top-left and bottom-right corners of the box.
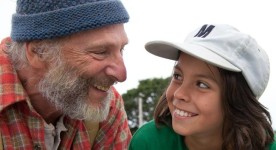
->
(173, 73), (182, 81)
(196, 81), (209, 89)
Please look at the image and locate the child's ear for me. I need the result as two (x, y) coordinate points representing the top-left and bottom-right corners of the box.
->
(25, 41), (45, 69)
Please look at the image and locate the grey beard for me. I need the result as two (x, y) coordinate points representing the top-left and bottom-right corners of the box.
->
(38, 62), (112, 121)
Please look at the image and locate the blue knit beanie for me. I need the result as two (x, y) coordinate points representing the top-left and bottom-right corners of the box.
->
(11, 0), (129, 41)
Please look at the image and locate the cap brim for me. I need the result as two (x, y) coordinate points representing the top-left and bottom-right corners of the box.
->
(145, 40), (241, 72)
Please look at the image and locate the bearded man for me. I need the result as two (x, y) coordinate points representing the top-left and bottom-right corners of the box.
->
(0, 0), (131, 149)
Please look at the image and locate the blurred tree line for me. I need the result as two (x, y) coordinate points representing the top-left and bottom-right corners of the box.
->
(122, 77), (171, 134)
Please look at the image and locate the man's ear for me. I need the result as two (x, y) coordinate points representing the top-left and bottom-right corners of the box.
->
(25, 41), (46, 69)
(0, 37), (12, 51)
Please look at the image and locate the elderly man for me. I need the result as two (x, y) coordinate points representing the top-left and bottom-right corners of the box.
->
(0, 0), (131, 149)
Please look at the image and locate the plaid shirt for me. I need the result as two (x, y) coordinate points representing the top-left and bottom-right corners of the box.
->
(0, 38), (132, 150)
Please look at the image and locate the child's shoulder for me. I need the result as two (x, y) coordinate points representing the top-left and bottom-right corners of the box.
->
(268, 135), (276, 150)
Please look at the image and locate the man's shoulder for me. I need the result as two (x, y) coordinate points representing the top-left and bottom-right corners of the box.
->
(0, 100), (28, 115)
(0, 38), (26, 112)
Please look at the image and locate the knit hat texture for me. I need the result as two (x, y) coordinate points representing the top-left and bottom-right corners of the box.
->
(11, 0), (129, 41)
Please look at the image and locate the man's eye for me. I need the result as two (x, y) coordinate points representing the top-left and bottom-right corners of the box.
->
(94, 51), (106, 55)
(86, 50), (108, 60)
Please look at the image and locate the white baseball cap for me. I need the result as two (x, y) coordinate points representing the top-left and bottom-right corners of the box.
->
(145, 24), (270, 99)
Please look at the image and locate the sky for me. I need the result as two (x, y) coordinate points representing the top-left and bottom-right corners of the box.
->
(0, 0), (275, 129)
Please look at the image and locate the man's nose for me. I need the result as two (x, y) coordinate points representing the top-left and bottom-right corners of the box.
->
(106, 53), (127, 82)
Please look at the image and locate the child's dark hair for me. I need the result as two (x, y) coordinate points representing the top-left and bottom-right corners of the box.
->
(154, 69), (274, 150)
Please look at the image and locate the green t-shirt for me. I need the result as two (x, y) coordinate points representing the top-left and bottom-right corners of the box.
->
(270, 138), (276, 150)
(129, 120), (187, 150)
(129, 120), (276, 150)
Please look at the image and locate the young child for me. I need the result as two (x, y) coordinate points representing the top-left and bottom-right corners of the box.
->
(129, 24), (276, 150)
